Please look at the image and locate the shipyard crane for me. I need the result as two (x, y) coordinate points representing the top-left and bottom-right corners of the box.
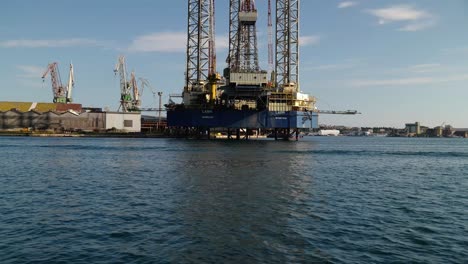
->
(114, 55), (134, 112)
(138, 78), (156, 101)
(130, 71), (141, 110)
(138, 78), (157, 110)
(41, 62), (74, 103)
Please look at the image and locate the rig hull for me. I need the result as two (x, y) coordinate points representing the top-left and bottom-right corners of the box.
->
(167, 109), (318, 129)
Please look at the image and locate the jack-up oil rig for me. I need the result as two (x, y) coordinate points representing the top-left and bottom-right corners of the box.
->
(167, 0), (356, 140)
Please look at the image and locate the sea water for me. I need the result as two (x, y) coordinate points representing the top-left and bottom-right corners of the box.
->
(1, 136), (467, 263)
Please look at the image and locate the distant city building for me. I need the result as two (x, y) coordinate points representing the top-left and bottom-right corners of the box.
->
(405, 122), (421, 136)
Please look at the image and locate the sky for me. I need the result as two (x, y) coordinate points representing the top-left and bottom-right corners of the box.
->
(1, 0), (468, 128)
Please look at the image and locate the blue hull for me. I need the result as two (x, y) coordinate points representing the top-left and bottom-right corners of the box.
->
(167, 109), (318, 129)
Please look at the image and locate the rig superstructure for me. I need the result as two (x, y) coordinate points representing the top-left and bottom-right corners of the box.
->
(167, 0), (352, 139)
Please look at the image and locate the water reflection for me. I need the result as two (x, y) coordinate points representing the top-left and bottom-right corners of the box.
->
(160, 140), (321, 262)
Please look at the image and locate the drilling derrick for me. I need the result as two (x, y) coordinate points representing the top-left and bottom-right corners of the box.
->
(236, 0), (259, 72)
(221, 0), (268, 110)
(183, 0), (216, 107)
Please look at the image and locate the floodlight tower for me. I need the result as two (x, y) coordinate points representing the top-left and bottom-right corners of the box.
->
(276, 0), (300, 92)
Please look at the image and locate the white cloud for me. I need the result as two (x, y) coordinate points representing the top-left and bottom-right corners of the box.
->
(128, 32), (229, 53)
(16, 65), (45, 78)
(350, 74), (468, 87)
(399, 19), (436, 32)
(367, 5), (435, 31)
(0, 38), (104, 48)
(128, 32), (186, 52)
(338, 1), (358, 9)
(215, 34), (229, 50)
(408, 63), (441, 73)
(305, 63), (354, 71)
(300, 35), (321, 46)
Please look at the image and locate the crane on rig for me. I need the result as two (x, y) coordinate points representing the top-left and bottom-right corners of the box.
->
(41, 62), (74, 103)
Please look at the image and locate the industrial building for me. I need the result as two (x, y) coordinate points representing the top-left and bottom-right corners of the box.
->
(0, 102), (140, 133)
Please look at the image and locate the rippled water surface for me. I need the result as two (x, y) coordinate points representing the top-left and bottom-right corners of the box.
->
(1, 136), (467, 263)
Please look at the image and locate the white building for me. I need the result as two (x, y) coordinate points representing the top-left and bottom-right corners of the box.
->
(105, 112), (141, 132)
(319, 129), (340, 136)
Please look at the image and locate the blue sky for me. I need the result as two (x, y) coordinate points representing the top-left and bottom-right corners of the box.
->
(1, 0), (468, 128)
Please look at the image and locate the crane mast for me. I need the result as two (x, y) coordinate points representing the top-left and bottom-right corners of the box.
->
(67, 63), (74, 103)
